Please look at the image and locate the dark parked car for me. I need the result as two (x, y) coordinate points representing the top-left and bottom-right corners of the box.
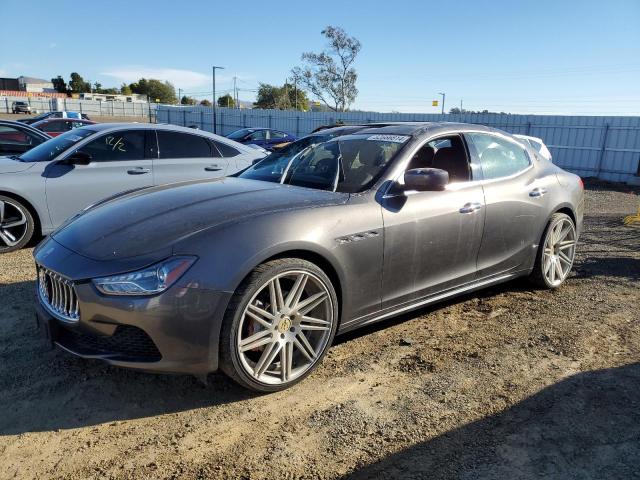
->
(227, 127), (296, 151)
(31, 118), (96, 137)
(12, 101), (32, 114)
(0, 120), (50, 156)
(34, 122), (584, 392)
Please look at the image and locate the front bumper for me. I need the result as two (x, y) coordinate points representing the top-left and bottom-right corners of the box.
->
(34, 245), (233, 375)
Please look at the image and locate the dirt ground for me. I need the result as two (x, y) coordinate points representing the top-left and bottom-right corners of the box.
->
(0, 113), (151, 124)
(0, 180), (639, 480)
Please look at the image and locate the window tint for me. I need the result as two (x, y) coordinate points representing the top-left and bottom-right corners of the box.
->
(248, 130), (266, 141)
(42, 122), (69, 133)
(157, 131), (213, 159)
(467, 133), (530, 180)
(80, 130), (146, 161)
(270, 130), (287, 139)
(0, 125), (43, 154)
(213, 140), (240, 157)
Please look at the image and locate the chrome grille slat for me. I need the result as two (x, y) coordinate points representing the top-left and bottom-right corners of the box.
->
(36, 266), (80, 323)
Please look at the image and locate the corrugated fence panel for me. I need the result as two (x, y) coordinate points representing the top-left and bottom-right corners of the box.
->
(1, 95), (157, 118)
(156, 106), (640, 183)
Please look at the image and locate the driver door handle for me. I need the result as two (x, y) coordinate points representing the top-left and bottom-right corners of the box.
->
(205, 164), (222, 171)
(127, 167), (150, 175)
(529, 187), (547, 198)
(459, 202), (482, 214)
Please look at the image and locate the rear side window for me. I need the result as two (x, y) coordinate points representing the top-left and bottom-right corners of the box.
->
(42, 122), (69, 133)
(213, 140), (240, 157)
(80, 130), (146, 161)
(467, 133), (530, 180)
(157, 131), (213, 159)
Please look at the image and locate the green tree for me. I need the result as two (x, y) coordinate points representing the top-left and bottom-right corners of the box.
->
(254, 83), (309, 110)
(120, 83), (133, 95)
(128, 78), (177, 104)
(199, 99), (212, 107)
(181, 95), (197, 105)
(292, 26), (361, 111)
(69, 72), (91, 93)
(217, 93), (235, 108)
(51, 75), (67, 94)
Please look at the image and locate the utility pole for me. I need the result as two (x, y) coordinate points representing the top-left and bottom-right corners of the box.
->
(178, 88), (182, 104)
(212, 65), (224, 134)
(460, 99), (463, 113)
(233, 76), (238, 109)
(438, 92), (446, 114)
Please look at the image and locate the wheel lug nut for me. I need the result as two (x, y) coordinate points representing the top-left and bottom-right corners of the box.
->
(290, 327), (295, 332)
(280, 333), (285, 339)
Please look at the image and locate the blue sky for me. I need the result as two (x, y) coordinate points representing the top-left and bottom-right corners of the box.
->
(1, 0), (638, 115)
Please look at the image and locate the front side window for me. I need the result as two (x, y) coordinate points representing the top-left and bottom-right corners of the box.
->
(157, 131), (213, 159)
(270, 130), (287, 139)
(79, 130), (146, 161)
(211, 140), (238, 157)
(467, 133), (530, 180)
(405, 135), (471, 183)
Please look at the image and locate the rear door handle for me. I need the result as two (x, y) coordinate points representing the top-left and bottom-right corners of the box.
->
(459, 202), (483, 214)
(205, 164), (222, 172)
(127, 167), (150, 175)
(529, 187), (547, 198)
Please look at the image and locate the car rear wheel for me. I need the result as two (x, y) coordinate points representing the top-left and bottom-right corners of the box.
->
(220, 258), (338, 392)
(529, 213), (576, 289)
(0, 195), (34, 253)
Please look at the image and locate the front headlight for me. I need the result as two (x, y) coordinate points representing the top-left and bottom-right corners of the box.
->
(93, 256), (196, 296)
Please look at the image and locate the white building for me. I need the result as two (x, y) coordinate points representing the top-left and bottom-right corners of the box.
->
(18, 76), (55, 93)
(78, 92), (148, 103)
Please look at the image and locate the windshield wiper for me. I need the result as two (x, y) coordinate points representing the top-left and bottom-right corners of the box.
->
(7, 155), (22, 162)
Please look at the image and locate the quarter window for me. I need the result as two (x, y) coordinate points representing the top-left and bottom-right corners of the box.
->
(213, 140), (240, 157)
(467, 133), (530, 180)
(157, 131), (213, 159)
(79, 130), (146, 161)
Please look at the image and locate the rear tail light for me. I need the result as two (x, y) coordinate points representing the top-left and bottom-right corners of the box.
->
(578, 177), (584, 189)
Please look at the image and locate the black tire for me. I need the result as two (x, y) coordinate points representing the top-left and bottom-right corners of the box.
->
(219, 258), (339, 392)
(0, 195), (35, 253)
(529, 212), (575, 289)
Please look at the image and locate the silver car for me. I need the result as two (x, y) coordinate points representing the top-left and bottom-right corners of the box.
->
(0, 123), (266, 252)
(34, 122), (584, 392)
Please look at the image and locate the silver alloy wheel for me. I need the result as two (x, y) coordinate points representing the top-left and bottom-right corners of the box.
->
(237, 270), (334, 385)
(0, 200), (28, 248)
(542, 217), (576, 287)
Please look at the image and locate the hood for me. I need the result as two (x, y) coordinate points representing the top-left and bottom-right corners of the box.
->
(0, 157), (36, 174)
(53, 177), (348, 261)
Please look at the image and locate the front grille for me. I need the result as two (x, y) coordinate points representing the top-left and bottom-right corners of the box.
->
(56, 325), (162, 362)
(37, 266), (79, 322)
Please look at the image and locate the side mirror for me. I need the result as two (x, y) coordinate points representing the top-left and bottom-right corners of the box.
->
(65, 151), (92, 165)
(403, 168), (449, 192)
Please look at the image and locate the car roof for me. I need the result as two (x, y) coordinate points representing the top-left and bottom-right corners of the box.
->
(339, 121), (497, 137)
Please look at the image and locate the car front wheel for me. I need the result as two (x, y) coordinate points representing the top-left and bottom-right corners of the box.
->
(530, 212), (577, 288)
(0, 195), (35, 253)
(220, 258), (338, 392)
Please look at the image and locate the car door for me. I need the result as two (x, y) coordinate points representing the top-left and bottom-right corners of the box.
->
(0, 124), (47, 155)
(380, 134), (485, 309)
(153, 130), (237, 185)
(44, 129), (154, 227)
(465, 132), (552, 277)
(246, 130), (267, 148)
(266, 130), (289, 149)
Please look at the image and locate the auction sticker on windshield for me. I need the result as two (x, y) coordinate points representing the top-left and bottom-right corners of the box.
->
(366, 134), (410, 143)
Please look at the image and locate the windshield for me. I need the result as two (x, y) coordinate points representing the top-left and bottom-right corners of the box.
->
(238, 134), (331, 183)
(227, 128), (253, 140)
(18, 128), (95, 162)
(241, 134), (408, 193)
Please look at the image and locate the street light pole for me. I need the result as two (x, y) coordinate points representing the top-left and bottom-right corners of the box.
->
(438, 92), (446, 115)
(212, 65), (225, 134)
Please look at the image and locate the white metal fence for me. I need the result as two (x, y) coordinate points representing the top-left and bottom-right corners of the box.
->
(1, 96), (157, 119)
(157, 105), (640, 183)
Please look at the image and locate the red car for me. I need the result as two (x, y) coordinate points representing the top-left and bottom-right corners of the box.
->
(31, 118), (96, 137)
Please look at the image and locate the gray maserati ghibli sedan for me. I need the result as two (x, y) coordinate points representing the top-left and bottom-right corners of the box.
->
(34, 122), (584, 391)
(0, 123), (266, 252)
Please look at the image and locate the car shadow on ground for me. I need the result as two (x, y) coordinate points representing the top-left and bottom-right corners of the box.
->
(342, 362), (640, 480)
